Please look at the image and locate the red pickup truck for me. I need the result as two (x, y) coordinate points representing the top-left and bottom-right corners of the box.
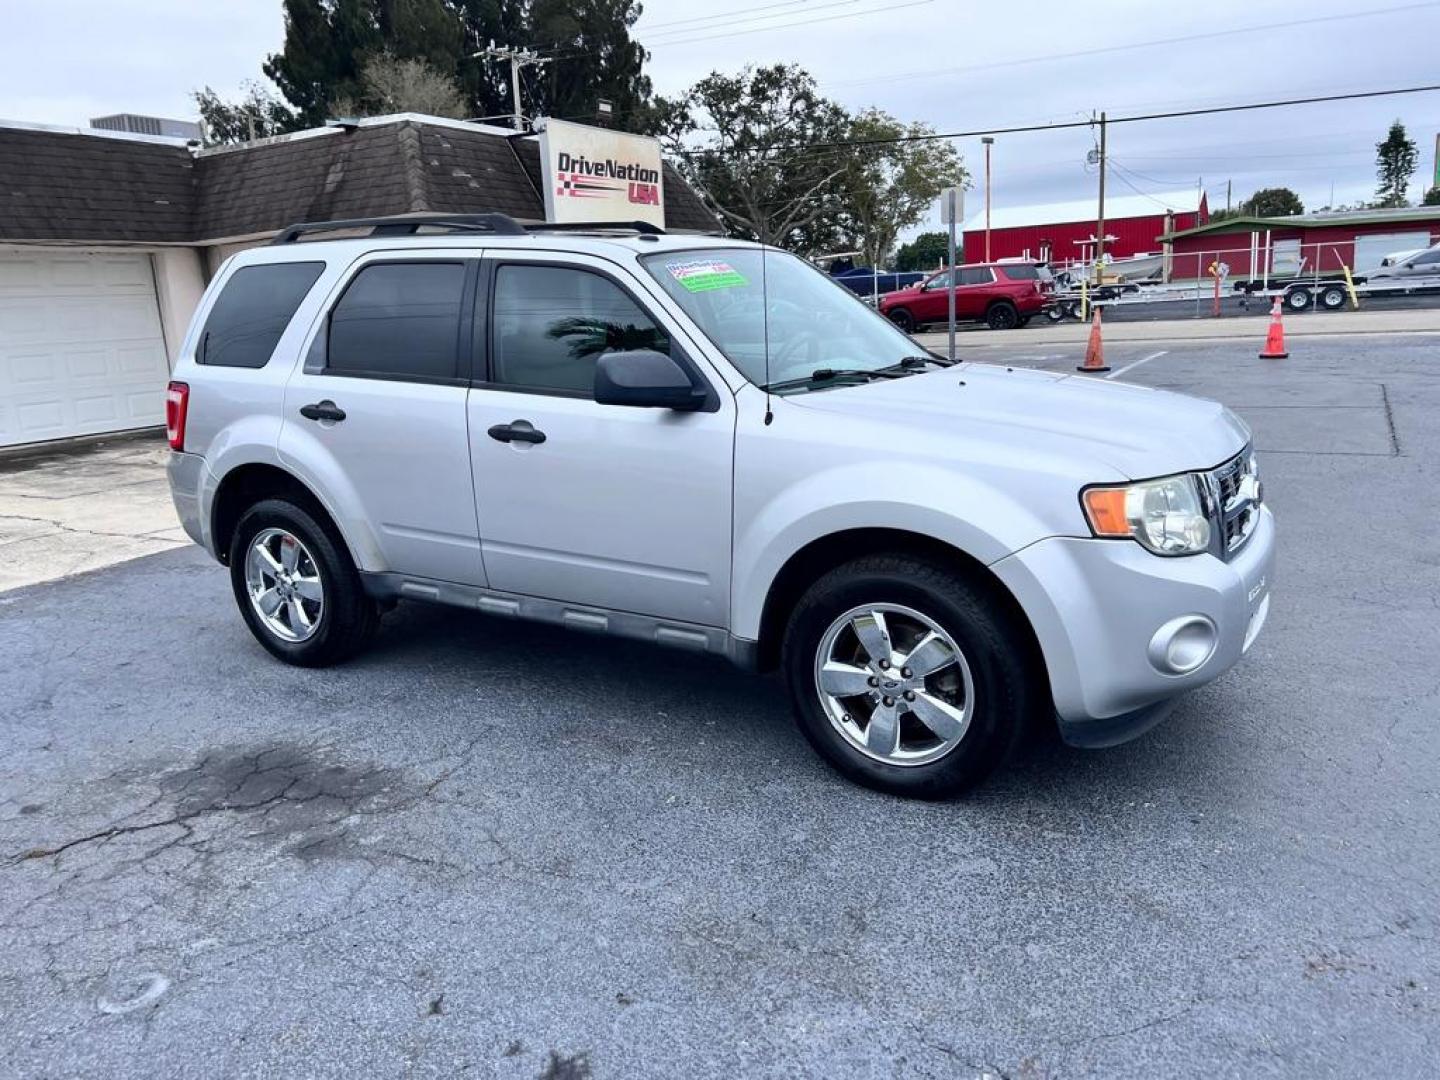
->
(879, 262), (1051, 332)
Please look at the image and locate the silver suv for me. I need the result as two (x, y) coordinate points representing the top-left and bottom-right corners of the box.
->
(166, 214), (1274, 798)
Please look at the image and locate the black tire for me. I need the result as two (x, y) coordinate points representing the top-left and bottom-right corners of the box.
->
(228, 498), (379, 667)
(986, 302), (1019, 331)
(1320, 284), (1347, 310)
(1285, 287), (1311, 311)
(888, 307), (915, 333)
(781, 554), (1038, 799)
(1045, 305), (1066, 323)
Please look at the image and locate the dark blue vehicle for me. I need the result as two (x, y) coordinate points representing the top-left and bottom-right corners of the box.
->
(828, 263), (929, 298)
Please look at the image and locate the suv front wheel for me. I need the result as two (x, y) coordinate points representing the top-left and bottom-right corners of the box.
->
(782, 554), (1035, 798)
(886, 308), (916, 333)
(229, 498), (379, 667)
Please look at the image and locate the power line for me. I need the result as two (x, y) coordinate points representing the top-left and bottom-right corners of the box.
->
(540, 0), (932, 60)
(673, 83), (1440, 158)
(820, 0), (1440, 90)
(640, 0), (863, 36)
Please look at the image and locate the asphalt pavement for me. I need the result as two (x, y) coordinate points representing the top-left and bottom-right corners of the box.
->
(2, 336), (1438, 1078)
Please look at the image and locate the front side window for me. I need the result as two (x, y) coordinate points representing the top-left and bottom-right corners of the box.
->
(199, 262), (324, 368)
(641, 248), (927, 389)
(490, 264), (669, 394)
(327, 262), (465, 382)
(1412, 250), (1440, 266)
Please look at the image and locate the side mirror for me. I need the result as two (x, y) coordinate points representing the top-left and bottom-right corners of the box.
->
(594, 349), (708, 411)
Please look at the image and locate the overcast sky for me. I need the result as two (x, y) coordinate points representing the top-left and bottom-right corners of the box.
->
(3, 0), (1438, 233)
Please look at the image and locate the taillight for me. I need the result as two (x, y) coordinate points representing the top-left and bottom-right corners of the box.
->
(165, 381), (189, 451)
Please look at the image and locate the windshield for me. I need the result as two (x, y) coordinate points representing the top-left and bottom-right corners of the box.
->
(640, 248), (927, 389)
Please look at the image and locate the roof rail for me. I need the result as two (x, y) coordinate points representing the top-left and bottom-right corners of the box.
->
(270, 213), (527, 244)
(524, 220), (665, 235)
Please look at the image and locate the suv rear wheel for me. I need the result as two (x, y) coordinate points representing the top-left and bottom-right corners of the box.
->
(986, 302), (1019, 330)
(229, 498), (379, 666)
(781, 554), (1034, 798)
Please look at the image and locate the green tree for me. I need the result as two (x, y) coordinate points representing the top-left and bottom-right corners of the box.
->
(1375, 119), (1418, 208)
(894, 231), (951, 272)
(527, 0), (654, 131)
(193, 81), (297, 145)
(1244, 186), (1303, 217)
(254, 0), (655, 134)
(1422, 185), (1440, 206)
(667, 64), (853, 251)
(835, 109), (964, 272)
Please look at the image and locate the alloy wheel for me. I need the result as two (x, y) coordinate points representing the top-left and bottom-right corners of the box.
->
(244, 527), (324, 642)
(813, 603), (975, 766)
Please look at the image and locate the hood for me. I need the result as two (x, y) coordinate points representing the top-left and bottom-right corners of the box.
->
(787, 361), (1250, 479)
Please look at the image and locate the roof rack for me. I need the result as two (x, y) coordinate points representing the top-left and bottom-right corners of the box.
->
(271, 213), (527, 244)
(525, 221), (666, 235)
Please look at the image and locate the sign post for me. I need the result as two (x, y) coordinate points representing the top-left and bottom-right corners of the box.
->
(940, 185), (963, 362)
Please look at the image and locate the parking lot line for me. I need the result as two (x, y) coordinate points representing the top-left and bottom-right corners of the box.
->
(1106, 349), (1168, 379)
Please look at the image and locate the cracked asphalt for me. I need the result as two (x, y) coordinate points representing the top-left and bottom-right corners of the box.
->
(2, 337), (1438, 1078)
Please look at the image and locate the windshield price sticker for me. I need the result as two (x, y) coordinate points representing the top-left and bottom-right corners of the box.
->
(667, 260), (749, 292)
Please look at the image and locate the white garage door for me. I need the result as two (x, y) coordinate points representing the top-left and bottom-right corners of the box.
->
(0, 251), (171, 448)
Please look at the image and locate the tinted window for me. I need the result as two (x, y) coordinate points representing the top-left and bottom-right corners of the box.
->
(958, 267), (994, 285)
(199, 262), (323, 368)
(1412, 250), (1440, 266)
(491, 265), (669, 394)
(997, 264), (1040, 280)
(327, 262), (465, 381)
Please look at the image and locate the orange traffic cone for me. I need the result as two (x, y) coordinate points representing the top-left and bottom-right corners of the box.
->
(1076, 307), (1110, 373)
(1259, 296), (1289, 359)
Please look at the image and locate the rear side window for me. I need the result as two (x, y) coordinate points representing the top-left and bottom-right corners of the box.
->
(958, 267), (994, 285)
(327, 262), (466, 382)
(998, 264), (1040, 280)
(199, 262), (323, 368)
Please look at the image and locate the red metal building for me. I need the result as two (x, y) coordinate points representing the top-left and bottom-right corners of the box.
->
(961, 189), (1207, 267)
(1160, 206), (1440, 281)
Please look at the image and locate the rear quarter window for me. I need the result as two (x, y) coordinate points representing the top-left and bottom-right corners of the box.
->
(997, 264), (1040, 280)
(199, 262), (325, 368)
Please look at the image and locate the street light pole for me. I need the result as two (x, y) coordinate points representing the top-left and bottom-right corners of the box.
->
(981, 136), (995, 262)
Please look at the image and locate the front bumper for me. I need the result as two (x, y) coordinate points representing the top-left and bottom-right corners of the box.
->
(992, 506), (1275, 745)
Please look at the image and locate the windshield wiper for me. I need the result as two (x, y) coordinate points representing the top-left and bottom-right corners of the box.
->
(883, 353), (955, 372)
(763, 367), (909, 392)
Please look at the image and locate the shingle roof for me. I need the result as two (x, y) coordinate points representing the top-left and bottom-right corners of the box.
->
(0, 116), (721, 245)
(0, 126), (195, 242)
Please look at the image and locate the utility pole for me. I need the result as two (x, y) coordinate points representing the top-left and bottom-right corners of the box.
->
(1094, 111), (1107, 284)
(474, 42), (549, 131)
(1226, 178), (1232, 214)
(981, 136), (995, 262)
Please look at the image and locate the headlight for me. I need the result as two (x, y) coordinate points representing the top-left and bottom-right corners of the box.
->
(1082, 473), (1211, 555)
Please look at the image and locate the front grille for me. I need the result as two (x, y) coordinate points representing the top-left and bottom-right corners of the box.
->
(1204, 448), (1261, 559)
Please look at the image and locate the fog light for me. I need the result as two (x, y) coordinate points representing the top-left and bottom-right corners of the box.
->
(1147, 615), (1217, 675)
